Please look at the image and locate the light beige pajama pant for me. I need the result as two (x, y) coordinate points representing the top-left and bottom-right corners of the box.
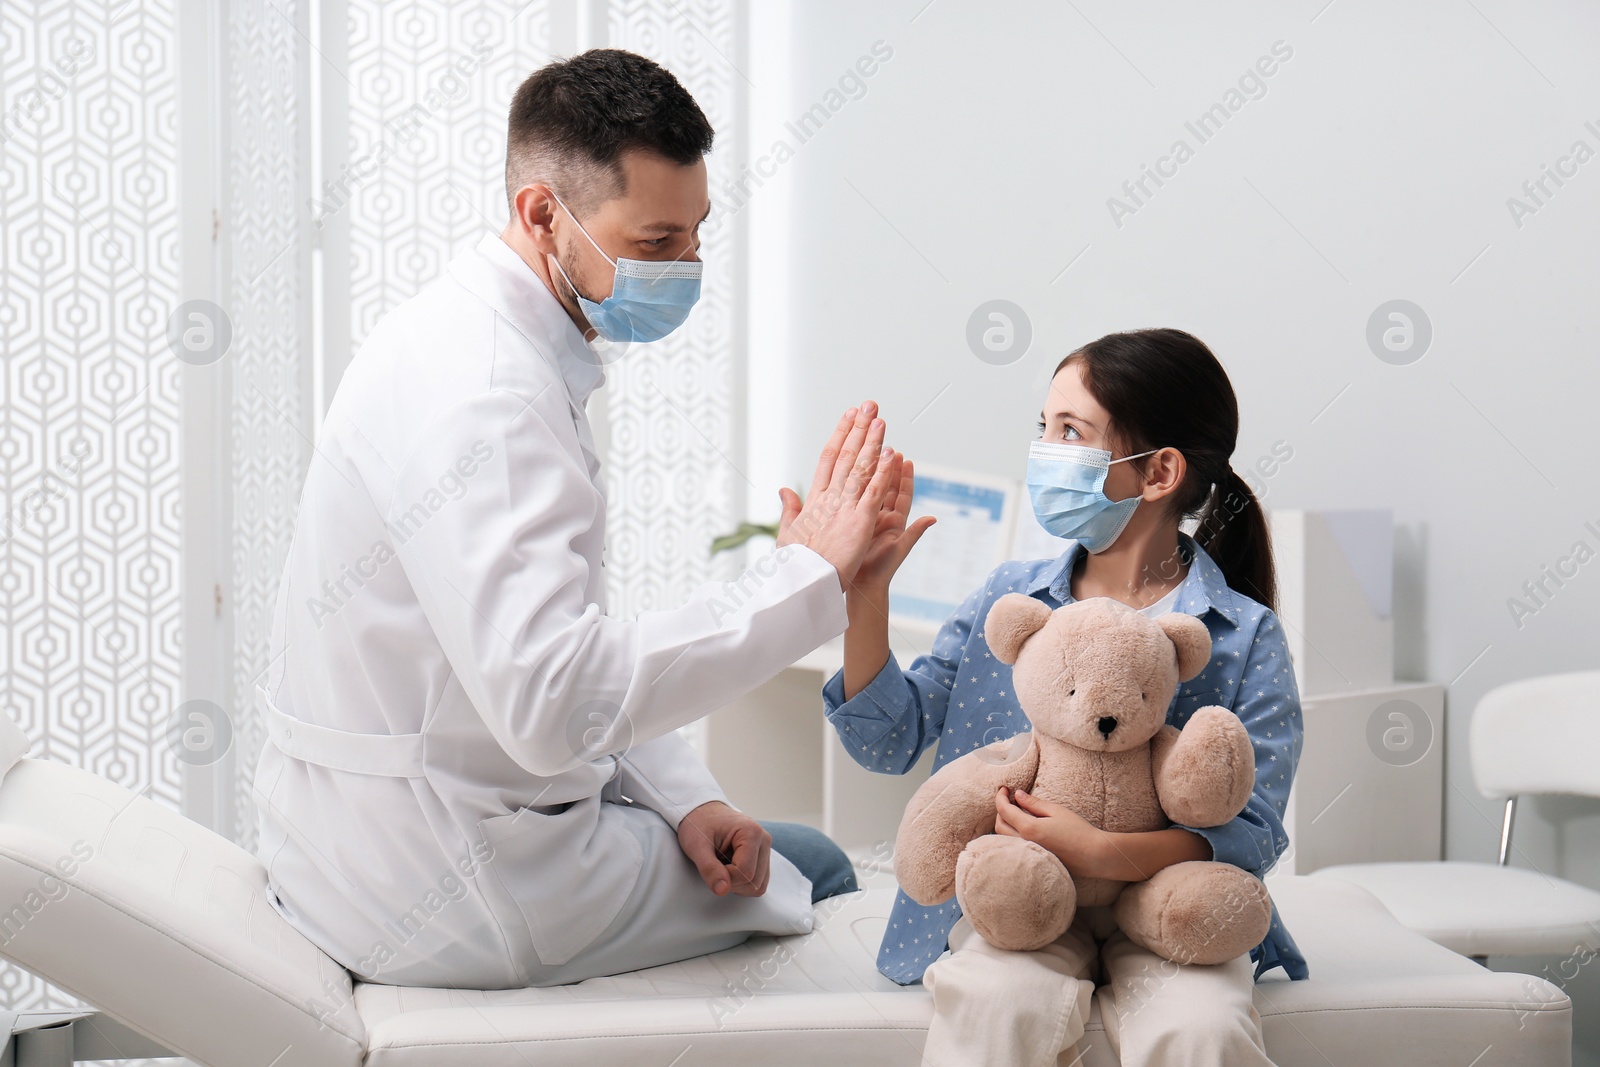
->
(918, 903), (1277, 1067)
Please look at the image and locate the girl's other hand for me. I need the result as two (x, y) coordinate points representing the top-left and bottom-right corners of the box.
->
(994, 785), (1108, 881)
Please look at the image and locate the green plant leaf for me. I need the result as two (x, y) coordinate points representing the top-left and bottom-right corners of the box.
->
(710, 521), (781, 555)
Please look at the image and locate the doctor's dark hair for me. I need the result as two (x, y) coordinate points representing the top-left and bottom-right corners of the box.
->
(1055, 328), (1278, 613)
(505, 49), (714, 216)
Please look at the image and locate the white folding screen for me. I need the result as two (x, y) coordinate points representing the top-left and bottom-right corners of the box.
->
(1, 0), (188, 1035)
(0, 0), (185, 810)
(1, 0), (746, 1027)
(216, 0), (315, 857)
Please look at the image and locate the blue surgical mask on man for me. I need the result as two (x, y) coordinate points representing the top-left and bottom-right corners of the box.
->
(546, 189), (702, 344)
(1026, 440), (1162, 552)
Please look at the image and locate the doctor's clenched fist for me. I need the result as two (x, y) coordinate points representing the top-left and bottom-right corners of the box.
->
(776, 400), (902, 591)
(678, 800), (773, 896)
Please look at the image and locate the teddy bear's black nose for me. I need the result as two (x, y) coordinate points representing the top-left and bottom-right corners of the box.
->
(1097, 716), (1117, 737)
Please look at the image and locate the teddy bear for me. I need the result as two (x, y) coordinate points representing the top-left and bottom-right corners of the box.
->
(894, 593), (1274, 965)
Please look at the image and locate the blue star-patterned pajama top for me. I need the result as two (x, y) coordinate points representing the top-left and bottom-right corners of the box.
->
(823, 532), (1310, 985)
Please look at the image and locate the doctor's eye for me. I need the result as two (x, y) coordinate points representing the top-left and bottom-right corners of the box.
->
(1062, 424), (1083, 440)
(1035, 420), (1047, 436)
(641, 237), (669, 248)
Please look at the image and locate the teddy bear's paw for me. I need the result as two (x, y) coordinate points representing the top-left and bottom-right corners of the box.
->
(953, 836), (1076, 951)
(1156, 706), (1256, 827)
(1113, 860), (1272, 966)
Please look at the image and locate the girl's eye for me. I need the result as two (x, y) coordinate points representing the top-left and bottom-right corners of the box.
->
(1037, 421), (1083, 441)
(642, 237), (668, 248)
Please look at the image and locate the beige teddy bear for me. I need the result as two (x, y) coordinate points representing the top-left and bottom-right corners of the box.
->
(894, 593), (1274, 965)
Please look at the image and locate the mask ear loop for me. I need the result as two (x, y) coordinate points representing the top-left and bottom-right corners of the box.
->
(548, 188), (620, 268)
(1107, 446), (1162, 466)
(544, 188), (619, 321)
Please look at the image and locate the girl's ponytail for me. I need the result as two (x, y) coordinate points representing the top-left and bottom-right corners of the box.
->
(1195, 465), (1278, 615)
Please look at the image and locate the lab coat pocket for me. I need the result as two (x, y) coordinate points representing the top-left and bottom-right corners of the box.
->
(474, 795), (645, 968)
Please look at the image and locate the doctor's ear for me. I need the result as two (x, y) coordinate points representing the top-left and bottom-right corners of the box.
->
(512, 184), (561, 254)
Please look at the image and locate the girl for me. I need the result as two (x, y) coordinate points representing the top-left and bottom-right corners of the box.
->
(822, 329), (1307, 1066)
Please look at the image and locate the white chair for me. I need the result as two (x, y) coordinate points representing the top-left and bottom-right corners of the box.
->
(1315, 670), (1600, 962)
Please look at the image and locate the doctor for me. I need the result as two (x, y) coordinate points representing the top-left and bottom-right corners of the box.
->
(252, 48), (916, 990)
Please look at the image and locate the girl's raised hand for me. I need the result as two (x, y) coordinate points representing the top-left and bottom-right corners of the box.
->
(850, 455), (935, 597)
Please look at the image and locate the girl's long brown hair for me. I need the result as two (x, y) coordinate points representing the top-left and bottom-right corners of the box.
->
(1056, 328), (1278, 613)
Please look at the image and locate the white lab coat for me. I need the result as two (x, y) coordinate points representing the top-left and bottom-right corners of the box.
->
(251, 232), (848, 989)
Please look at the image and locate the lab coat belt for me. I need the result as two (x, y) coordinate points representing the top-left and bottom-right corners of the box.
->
(255, 685), (426, 777)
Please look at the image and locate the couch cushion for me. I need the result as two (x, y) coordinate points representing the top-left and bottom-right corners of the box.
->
(355, 866), (1571, 1067)
(1256, 872), (1571, 1065)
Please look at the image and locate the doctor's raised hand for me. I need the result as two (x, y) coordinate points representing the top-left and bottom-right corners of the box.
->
(776, 400), (905, 591)
(824, 428), (935, 703)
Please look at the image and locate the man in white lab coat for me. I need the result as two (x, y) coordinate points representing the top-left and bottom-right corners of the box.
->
(251, 49), (920, 989)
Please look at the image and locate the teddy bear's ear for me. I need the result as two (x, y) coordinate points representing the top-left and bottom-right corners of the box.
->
(1156, 612), (1212, 681)
(984, 593), (1053, 664)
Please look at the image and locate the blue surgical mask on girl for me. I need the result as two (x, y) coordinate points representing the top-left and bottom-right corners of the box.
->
(1026, 440), (1161, 553)
(547, 189), (703, 344)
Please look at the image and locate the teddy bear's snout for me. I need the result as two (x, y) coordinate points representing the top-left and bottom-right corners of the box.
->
(1097, 716), (1118, 738)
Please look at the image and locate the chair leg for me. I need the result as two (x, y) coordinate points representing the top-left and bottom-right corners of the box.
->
(13, 1021), (74, 1067)
(6, 1012), (177, 1064)
(1498, 797), (1517, 866)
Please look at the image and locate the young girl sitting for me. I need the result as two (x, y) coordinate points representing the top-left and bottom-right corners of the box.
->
(822, 328), (1308, 1066)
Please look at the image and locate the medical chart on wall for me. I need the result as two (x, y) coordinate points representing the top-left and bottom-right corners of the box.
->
(889, 468), (1012, 627)
(888, 466), (1077, 632)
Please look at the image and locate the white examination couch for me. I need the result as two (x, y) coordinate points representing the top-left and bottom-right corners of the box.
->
(0, 738), (1573, 1065)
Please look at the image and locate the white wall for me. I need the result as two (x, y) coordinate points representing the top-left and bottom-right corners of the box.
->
(749, 0), (1600, 1054)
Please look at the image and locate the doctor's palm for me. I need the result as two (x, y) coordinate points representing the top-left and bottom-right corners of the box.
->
(776, 402), (899, 590)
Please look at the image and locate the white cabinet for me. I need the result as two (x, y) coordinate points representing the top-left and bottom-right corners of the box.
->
(1278, 681), (1445, 875)
(1270, 509), (1396, 695)
(1269, 509), (1444, 873)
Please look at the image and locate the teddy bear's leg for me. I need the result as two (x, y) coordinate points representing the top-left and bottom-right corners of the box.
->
(952, 835), (1076, 951)
(1112, 860), (1272, 966)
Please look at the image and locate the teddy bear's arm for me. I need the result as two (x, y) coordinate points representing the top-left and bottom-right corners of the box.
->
(893, 735), (1041, 906)
(1150, 707), (1255, 828)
